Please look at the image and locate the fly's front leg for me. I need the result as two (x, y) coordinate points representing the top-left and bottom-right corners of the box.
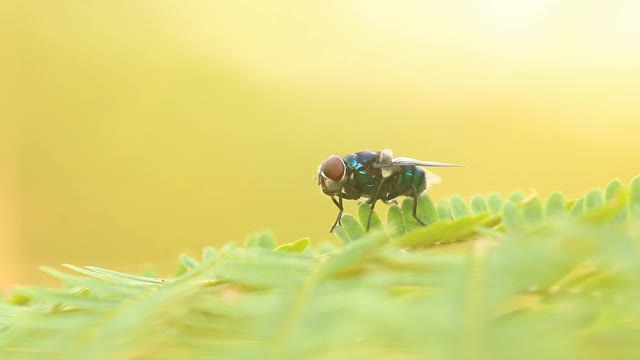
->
(329, 195), (344, 233)
(411, 185), (426, 226)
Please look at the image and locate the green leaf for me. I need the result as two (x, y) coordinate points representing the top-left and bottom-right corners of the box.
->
(487, 192), (504, 214)
(358, 203), (384, 233)
(570, 197), (585, 218)
(64, 264), (167, 285)
(291, 238), (310, 253)
(16, 288), (118, 311)
(604, 178), (627, 222)
(393, 214), (490, 248)
(7, 293), (31, 306)
(334, 214), (364, 244)
(245, 230), (276, 250)
(630, 176), (640, 219)
(220, 242), (238, 253)
(274, 238), (310, 253)
(4, 176), (640, 360)
(401, 198), (421, 232)
(508, 191), (526, 203)
(387, 204), (406, 239)
(522, 197), (543, 224)
(91, 269), (166, 285)
(416, 193), (439, 225)
(583, 189), (604, 211)
(180, 254), (200, 270)
(545, 192), (566, 219)
(605, 178), (625, 202)
(40, 267), (145, 297)
(470, 195), (488, 214)
(449, 195), (470, 219)
(273, 243), (291, 252)
(202, 247), (217, 262)
(175, 262), (188, 277)
(502, 201), (523, 232)
(315, 241), (336, 256)
(436, 198), (453, 221)
(332, 226), (348, 244)
(319, 232), (386, 278)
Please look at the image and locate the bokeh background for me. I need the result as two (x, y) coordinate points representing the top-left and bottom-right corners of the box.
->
(2, 1), (640, 288)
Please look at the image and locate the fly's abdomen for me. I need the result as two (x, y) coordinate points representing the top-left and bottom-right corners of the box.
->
(384, 165), (427, 200)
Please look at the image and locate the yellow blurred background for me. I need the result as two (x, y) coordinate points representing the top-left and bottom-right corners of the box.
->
(2, 1), (640, 288)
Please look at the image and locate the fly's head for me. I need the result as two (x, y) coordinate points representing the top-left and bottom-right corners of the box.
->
(317, 155), (346, 196)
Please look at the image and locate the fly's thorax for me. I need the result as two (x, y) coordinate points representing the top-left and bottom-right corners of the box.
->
(341, 152), (384, 198)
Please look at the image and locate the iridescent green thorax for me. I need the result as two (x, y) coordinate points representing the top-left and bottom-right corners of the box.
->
(341, 151), (426, 201)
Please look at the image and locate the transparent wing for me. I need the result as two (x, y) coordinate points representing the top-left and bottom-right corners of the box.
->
(425, 169), (442, 189)
(390, 157), (465, 168)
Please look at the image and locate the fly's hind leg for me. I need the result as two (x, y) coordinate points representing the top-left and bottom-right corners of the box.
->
(411, 185), (426, 226)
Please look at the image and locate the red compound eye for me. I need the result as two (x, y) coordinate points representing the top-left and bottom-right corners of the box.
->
(321, 155), (345, 181)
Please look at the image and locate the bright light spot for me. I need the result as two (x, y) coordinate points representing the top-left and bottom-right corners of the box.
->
(475, 0), (550, 43)
(484, 0), (549, 18)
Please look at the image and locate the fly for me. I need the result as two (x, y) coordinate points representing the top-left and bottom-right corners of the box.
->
(317, 149), (463, 232)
